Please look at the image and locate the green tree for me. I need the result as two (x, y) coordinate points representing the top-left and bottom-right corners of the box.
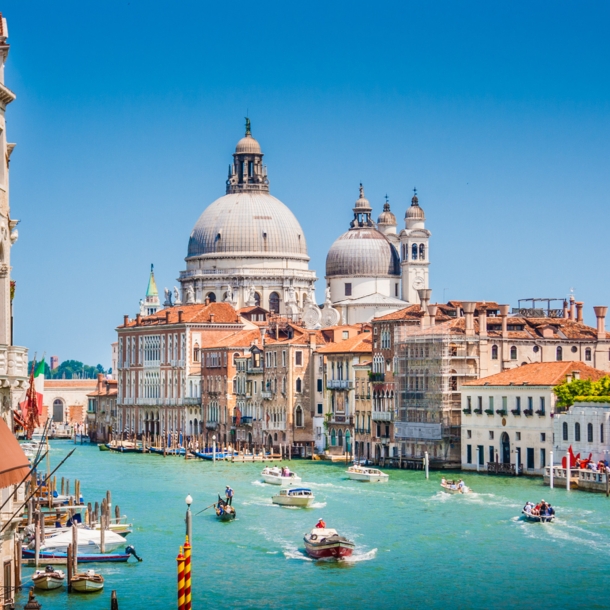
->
(554, 376), (610, 407)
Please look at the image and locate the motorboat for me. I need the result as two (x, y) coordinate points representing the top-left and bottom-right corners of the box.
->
(32, 566), (65, 590)
(272, 488), (315, 508)
(522, 502), (555, 523)
(261, 466), (301, 486)
(303, 527), (355, 559)
(346, 465), (389, 483)
(35, 528), (127, 553)
(22, 549), (133, 563)
(70, 569), (104, 593)
(440, 479), (471, 494)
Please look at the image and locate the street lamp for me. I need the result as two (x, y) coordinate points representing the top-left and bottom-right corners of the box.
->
(185, 494), (193, 541)
(213, 434), (217, 463)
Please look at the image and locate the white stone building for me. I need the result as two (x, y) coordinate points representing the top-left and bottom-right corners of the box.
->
(461, 362), (605, 475)
(179, 121), (317, 315)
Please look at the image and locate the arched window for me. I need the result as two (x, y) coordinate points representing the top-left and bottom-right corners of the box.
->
(588, 422), (593, 442)
(562, 421), (568, 441)
(193, 343), (200, 362)
(575, 422), (581, 442)
(295, 406), (303, 427)
(510, 346), (517, 360)
(296, 378), (302, 393)
(585, 348), (592, 362)
(52, 399), (64, 423)
(556, 346), (563, 361)
(338, 429), (343, 447)
(419, 243), (425, 260)
(331, 429), (336, 446)
(491, 345), (498, 360)
(206, 292), (216, 303)
(269, 292), (280, 313)
(411, 244), (418, 260)
(254, 292), (261, 306)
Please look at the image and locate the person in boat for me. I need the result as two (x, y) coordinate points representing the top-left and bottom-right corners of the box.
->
(441, 478), (447, 486)
(547, 503), (555, 517)
(457, 479), (465, 491)
(216, 502), (224, 516)
(523, 502), (533, 515)
(315, 518), (326, 529)
(225, 486), (234, 506)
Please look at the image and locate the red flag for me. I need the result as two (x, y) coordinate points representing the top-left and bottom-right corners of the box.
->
(21, 362), (41, 438)
(235, 407), (241, 427)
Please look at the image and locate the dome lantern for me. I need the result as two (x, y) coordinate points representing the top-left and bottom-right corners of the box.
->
(377, 195), (397, 236)
(226, 118), (269, 194)
(350, 183), (375, 228)
(405, 187), (426, 228)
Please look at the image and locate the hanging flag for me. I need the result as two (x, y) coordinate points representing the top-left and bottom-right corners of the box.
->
(20, 359), (43, 438)
(235, 407), (241, 427)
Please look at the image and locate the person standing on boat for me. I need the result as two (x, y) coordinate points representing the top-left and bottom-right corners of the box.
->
(315, 518), (326, 528)
(225, 486), (234, 506)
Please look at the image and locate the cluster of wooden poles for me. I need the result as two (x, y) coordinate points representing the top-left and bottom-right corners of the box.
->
(176, 535), (192, 610)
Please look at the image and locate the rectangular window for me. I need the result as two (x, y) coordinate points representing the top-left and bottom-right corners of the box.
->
(478, 445), (484, 466)
(345, 283), (352, 296)
(527, 447), (534, 469)
(466, 444), (472, 464)
(478, 396), (483, 410)
(343, 331), (349, 340)
(317, 379), (322, 392)
(317, 403), (323, 415)
(539, 397), (545, 414)
(489, 446), (495, 464)
(295, 351), (303, 366)
(602, 424), (605, 444)
(467, 429), (472, 439)
(395, 283), (399, 297)
(540, 433), (546, 442)
(528, 396), (533, 410)
(540, 448), (546, 468)
(489, 431), (494, 440)
(502, 396), (507, 410)
(467, 396), (472, 409)
(516, 431), (521, 441)
(489, 396), (494, 409)
(273, 352), (277, 367)
(282, 351), (286, 367)
(516, 396), (521, 412)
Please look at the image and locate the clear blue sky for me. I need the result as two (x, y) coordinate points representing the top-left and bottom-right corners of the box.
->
(4, 1), (610, 367)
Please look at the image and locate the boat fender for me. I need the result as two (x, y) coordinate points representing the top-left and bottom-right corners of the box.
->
(310, 534), (317, 541)
(126, 545), (143, 562)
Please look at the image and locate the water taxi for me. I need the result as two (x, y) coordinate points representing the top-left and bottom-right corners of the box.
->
(346, 465), (389, 482)
(70, 570), (104, 593)
(32, 566), (65, 590)
(261, 466), (301, 486)
(440, 479), (471, 494)
(522, 501), (555, 523)
(272, 488), (315, 507)
(303, 527), (355, 559)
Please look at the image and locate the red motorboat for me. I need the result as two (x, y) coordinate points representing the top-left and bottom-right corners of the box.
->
(303, 528), (355, 559)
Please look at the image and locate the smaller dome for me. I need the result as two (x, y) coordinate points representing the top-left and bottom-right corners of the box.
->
(235, 135), (262, 154)
(406, 194), (425, 220)
(353, 183), (372, 211)
(377, 201), (396, 225)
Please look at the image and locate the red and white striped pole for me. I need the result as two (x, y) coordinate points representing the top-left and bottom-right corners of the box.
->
(177, 546), (185, 610)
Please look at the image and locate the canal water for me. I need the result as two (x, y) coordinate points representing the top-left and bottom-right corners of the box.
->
(17, 442), (610, 609)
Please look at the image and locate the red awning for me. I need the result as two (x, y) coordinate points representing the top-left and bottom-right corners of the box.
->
(0, 416), (30, 489)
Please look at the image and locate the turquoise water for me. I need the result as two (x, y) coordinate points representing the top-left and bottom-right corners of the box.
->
(17, 442), (610, 609)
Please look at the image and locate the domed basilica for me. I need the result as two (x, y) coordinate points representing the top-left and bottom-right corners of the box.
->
(177, 122), (431, 325)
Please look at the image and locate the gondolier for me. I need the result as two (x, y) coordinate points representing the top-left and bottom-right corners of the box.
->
(225, 485), (234, 506)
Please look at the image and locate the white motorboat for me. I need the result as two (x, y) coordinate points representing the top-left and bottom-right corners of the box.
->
(70, 569), (104, 593)
(36, 528), (127, 553)
(346, 465), (389, 482)
(261, 466), (301, 486)
(272, 487), (315, 507)
(32, 566), (65, 590)
(440, 479), (471, 494)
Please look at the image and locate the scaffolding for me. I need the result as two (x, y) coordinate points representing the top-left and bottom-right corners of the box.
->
(394, 322), (479, 465)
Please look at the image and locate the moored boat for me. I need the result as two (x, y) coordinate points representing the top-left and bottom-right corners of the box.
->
(32, 566), (65, 590)
(98, 443), (109, 451)
(35, 528), (127, 553)
(440, 478), (471, 494)
(261, 466), (301, 486)
(346, 465), (389, 483)
(23, 548), (132, 563)
(70, 569), (104, 593)
(272, 488), (315, 507)
(303, 527), (355, 559)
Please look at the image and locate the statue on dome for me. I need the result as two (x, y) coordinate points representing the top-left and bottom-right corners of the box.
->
(224, 284), (234, 304)
(246, 285), (257, 307)
(183, 285), (194, 305)
(325, 285), (332, 304)
(164, 288), (172, 307)
(245, 117), (251, 136)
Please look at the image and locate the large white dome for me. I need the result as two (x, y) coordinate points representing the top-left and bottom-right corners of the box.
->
(187, 191), (309, 260)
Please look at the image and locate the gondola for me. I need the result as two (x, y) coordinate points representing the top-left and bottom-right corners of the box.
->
(215, 496), (236, 521)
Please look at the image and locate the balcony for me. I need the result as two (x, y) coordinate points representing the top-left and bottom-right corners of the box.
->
(372, 411), (393, 422)
(261, 391), (273, 399)
(487, 462), (518, 475)
(495, 409), (507, 417)
(205, 421), (218, 430)
(0, 345), (28, 381)
(232, 416), (253, 426)
(183, 397), (201, 406)
(170, 359), (186, 368)
(327, 379), (353, 390)
(247, 367), (263, 375)
(370, 373), (385, 382)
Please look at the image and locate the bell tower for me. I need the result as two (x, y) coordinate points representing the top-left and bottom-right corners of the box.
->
(400, 189), (431, 304)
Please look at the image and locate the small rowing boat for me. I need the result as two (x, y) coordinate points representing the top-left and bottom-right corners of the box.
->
(261, 466), (301, 486)
(272, 488), (315, 507)
(32, 566), (65, 590)
(70, 570), (104, 593)
(303, 527), (355, 559)
(215, 496), (236, 521)
(440, 479), (471, 494)
(346, 465), (389, 482)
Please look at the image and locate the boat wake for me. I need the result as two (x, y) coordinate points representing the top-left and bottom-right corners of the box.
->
(309, 501), (327, 509)
(251, 480), (266, 487)
(283, 546), (313, 561)
(340, 548), (377, 563)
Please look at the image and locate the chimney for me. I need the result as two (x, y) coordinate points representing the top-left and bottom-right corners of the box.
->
(97, 373), (104, 392)
(165, 310), (171, 324)
(462, 302), (476, 336)
(417, 289), (432, 327)
(563, 300), (569, 319)
(210, 313), (215, 323)
(499, 305), (510, 337)
(309, 331), (317, 350)
(136, 314), (141, 326)
(205, 297), (210, 306)
(572, 370), (580, 380)
(479, 306), (488, 338)
(576, 301), (584, 323)
(593, 306), (607, 340)
(569, 295), (575, 320)
(178, 310), (183, 324)
(123, 315), (129, 326)
(427, 304), (438, 326)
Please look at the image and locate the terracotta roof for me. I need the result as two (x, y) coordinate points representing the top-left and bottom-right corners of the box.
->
(44, 380), (97, 389)
(317, 333), (372, 354)
(120, 302), (241, 328)
(373, 304), (452, 323)
(87, 379), (118, 398)
(463, 362), (607, 387)
(200, 329), (262, 350)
